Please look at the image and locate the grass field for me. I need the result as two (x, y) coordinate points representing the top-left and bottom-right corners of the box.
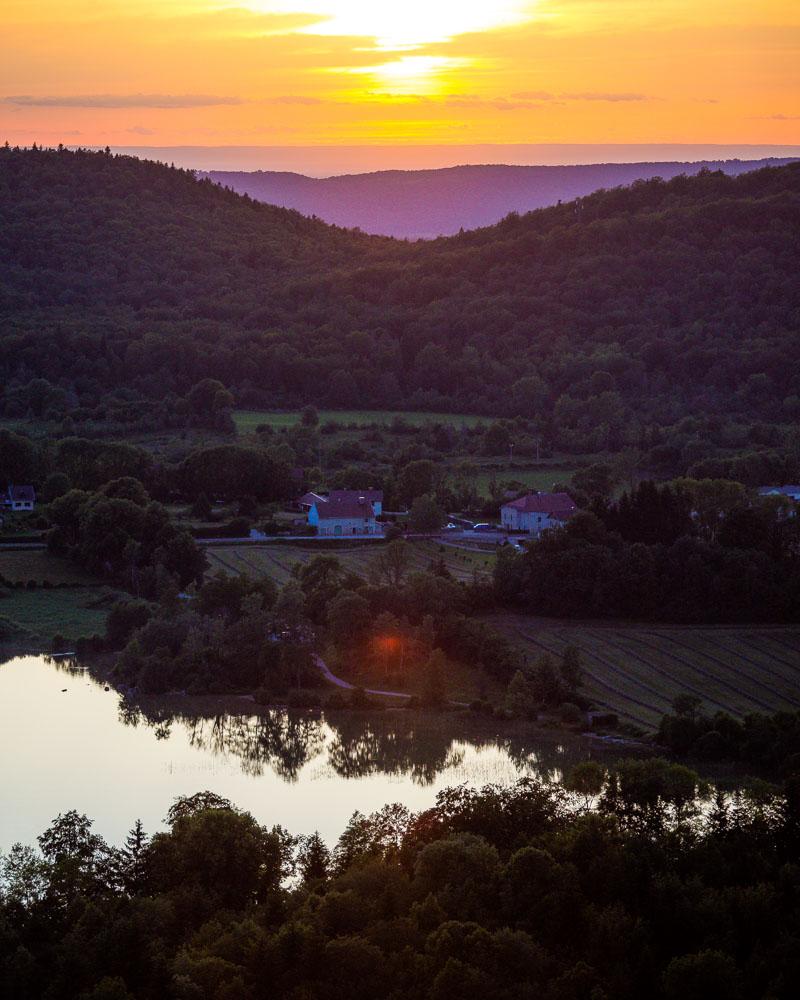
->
(0, 587), (117, 643)
(469, 466), (580, 495)
(234, 409), (487, 433)
(493, 614), (800, 730)
(0, 550), (100, 586)
(205, 540), (497, 586)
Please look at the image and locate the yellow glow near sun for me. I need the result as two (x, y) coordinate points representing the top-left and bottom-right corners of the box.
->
(340, 55), (466, 95)
(261, 0), (533, 50)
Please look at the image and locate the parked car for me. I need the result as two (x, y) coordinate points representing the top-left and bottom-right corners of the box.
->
(472, 523), (496, 532)
(443, 522), (460, 531)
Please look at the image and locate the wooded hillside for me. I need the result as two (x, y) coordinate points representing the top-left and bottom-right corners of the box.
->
(2, 147), (799, 430)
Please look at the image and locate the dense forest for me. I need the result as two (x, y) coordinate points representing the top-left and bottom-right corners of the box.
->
(2, 774), (800, 1000)
(2, 146), (800, 433)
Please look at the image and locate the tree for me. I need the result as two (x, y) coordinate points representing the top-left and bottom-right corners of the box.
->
(118, 820), (148, 893)
(564, 761), (605, 810)
(394, 460), (443, 507)
(662, 950), (743, 1000)
(481, 422), (511, 456)
(274, 580), (307, 640)
(191, 491), (213, 519)
(301, 405), (319, 427)
(505, 670), (536, 717)
(369, 539), (412, 587)
(297, 831), (331, 884)
(41, 472), (72, 503)
(165, 791), (234, 826)
(326, 590), (371, 646)
(421, 649), (448, 708)
(560, 646), (583, 695)
(106, 599), (152, 648)
(408, 494), (446, 533)
(0, 429), (40, 483)
(186, 378), (230, 418)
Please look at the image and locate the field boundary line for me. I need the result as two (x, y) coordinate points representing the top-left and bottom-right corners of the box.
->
(634, 632), (780, 713)
(709, 636), (800, 692)
(586, 629), (732, 715)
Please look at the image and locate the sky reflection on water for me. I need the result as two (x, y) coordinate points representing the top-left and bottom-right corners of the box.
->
(0, 655), (591, 848)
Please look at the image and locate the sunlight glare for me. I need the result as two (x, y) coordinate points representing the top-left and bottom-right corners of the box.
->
(257, 0), (534, 50)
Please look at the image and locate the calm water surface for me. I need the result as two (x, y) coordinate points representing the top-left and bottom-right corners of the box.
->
(1, 655), (598, 848)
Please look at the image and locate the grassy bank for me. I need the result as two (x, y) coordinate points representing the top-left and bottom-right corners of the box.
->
(0, 586), (117, 646)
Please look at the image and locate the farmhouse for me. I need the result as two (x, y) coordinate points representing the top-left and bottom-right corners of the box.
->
(501, 491), (577, 536)
(3, 484), (36, 512)
(304, 489), (383, 526)
(311, 496), (380, 536)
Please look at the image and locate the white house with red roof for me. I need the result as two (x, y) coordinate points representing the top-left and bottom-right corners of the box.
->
(311, 495), (381, 537)
(500, 491), (577, 536)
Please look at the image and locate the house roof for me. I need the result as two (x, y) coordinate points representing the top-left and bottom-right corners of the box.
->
(298, 491), (327, 506)
(315, 498), (376, 520)
(502, 491), (577, 516)
(327, 489), (383, 504)
(7, 484), (35, 502)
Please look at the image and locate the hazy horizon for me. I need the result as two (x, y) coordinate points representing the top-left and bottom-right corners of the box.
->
(83, 143), (800, 177)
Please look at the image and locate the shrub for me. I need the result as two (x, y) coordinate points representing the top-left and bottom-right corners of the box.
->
(287, 690), (322, 710)
(560, 702), (584, 726)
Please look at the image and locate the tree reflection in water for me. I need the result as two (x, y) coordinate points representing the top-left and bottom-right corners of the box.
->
(118, 696), (586, 786)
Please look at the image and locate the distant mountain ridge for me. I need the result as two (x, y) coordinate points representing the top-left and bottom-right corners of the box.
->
(202, 158), (798, 238)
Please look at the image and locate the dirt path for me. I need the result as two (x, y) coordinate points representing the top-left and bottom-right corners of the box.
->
(312, 654), (469, 707)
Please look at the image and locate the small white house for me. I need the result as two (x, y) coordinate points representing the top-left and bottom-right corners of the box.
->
(312, 497), (380, 537)
(501, 492), (577, 537)
(3, 484), (36, 512)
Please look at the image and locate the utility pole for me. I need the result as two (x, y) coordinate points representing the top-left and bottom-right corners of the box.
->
(509, 442), (514, 466)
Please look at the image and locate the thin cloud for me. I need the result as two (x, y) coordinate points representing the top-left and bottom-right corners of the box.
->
(511, 91), (652, 103)
(3, 94), (244, 109)
(563, 92), (652, 102)
(127, 126), (156, 135)
(751, 113), (800, 121)
(267, 95), (325, 105)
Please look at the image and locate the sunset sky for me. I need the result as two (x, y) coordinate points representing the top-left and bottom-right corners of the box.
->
(2, 0), (799, 168)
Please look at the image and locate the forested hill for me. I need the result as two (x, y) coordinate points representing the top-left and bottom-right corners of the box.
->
(1, 146), (800, 431)
(204, 157), (798, 238)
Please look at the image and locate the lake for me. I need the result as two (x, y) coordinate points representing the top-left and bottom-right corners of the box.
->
(0, 654), (604, 850)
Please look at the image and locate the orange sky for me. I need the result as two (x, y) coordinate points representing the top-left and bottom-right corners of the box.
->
(2, 0), (798, 155)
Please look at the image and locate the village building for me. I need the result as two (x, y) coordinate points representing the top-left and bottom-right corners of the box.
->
(3, 484), (36, 512)
(296, 489), (383, 535)
(758, 485), (800, 502)
(500, 491), (577, 536)
(311, 496), (381, 536)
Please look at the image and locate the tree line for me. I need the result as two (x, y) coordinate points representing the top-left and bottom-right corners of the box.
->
(2, 768), (800, 999)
